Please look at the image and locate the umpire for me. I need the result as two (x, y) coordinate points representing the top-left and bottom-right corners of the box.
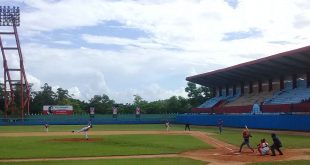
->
(271, 133), (283, 156)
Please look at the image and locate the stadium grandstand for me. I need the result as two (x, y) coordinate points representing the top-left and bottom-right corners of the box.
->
(186, 45), (310, 114)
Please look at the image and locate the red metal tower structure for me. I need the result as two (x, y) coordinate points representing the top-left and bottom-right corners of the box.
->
(0, 6), (30, 118)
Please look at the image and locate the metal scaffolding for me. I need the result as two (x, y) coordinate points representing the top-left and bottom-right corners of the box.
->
(0, 6), (30, 118)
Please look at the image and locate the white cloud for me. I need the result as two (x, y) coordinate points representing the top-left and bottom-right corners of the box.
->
(1, 0), (310, 103)
(27, 74), (42, 91)
(82, 34), (179, 50)
(68, 86), (81, 99)
(53, 40), (72, 45)
(18, 0), (310, 55)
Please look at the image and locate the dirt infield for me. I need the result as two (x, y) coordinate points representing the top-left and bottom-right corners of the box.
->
(49, 138), (103, 142)
(0, 131), (309, 165)
(185, 131), (310, 164)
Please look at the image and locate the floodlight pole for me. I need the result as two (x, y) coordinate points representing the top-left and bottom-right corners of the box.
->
(0, 6), (30, 119)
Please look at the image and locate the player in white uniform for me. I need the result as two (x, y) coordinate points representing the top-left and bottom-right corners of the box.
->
(165, 121), (170, 132)
(72, 124), (92, 140)
(258, 138), (270, 155)
(44, 123), (49, 132)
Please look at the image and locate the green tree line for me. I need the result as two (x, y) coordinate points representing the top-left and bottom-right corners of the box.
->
(0, 82), (212, 115)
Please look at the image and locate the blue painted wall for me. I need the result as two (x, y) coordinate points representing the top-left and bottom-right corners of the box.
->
(1, 114), (309, 132)
(176, 114), (310, 131)
(0, 120), (164, 126)
(0, 114), (176, 126)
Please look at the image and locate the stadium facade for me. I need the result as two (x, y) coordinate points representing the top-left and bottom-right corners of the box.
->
(186, 45), (310, 114)
(179, 45), (310, 131)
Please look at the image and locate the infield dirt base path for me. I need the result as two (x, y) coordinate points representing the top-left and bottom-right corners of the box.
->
(0, 131), (309, 165)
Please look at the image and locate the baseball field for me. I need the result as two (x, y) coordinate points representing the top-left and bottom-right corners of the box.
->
(0, 124), (309, 165)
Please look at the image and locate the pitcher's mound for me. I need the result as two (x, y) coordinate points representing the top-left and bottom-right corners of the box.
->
(49, 138), (102, 142)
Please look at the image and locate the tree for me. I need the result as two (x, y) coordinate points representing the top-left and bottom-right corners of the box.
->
(56, 88), (71, 104)
(89, 94), (115, 114)
(118, 103), (135, 114)
(143, 100), (166, 114)
(185, 82), (212, 107)
(133, 94), (148, 113)
(30, 83), (56, 113)
(65, 98), (88, 114)
(166, 96), (180, 113)
(133, 95), (147, 106)
(1, 82), (207, 116)
(177, 96), (191, 113)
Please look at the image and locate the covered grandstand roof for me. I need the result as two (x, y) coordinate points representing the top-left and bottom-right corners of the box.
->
(186, 45), (310, 87)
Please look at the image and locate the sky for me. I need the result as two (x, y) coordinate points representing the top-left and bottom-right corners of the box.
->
(0, 0), (310, 103)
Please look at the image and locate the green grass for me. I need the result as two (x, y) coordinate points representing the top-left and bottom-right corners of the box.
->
(248, 160), (310, 165)
(0, 134), (211, 159)
(0, 124), (186, 132)
(1, 124), (309, 149)
(0, 157), (205, 165)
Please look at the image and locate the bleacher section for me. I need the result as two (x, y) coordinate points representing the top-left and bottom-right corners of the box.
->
(198, 85), (310, 108)
(199, 91), (241, 108)
(225, 91), (274, 106)
(198, 96), (225, 108)
(195, 80), (310, 114)
(225, 92), (241, 103)
(265, 87), (310, 105)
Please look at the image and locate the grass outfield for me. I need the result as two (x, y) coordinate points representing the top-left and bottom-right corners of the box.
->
(0, 124), (186, 132)
(0, 134), (211, 159)
(0, 124), (309, 149)
(0, 157), (205, 165)
(248, 160), (310, 165)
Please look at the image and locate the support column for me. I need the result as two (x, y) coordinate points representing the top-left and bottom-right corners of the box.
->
(225, 85), (229, 96)
(307, 72), (310, 88)
(212, 87), (216, 97)
(219, 86), (222, 96)
(280, 76), (284, 90)
(240, 82), (244, 95)
(268, 79), (273, 91)
(292, 74), (297, 89)
(249, 82), (253, 94)
(258, 80), (262, 93)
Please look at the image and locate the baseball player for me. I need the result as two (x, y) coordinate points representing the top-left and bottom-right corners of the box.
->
(72, 124), (93, 140)
(217, 119), (224, 134)
(165, 121), (170, 132)
(257, 138), (270, 155)
(112, 106), (118, 119)
(44, 123), (49, 132)
(239, 125), (254, 152)
(185, 122), (190, 131)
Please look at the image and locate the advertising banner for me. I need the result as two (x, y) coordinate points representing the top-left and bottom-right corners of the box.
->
(43, 105), (73, 115)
